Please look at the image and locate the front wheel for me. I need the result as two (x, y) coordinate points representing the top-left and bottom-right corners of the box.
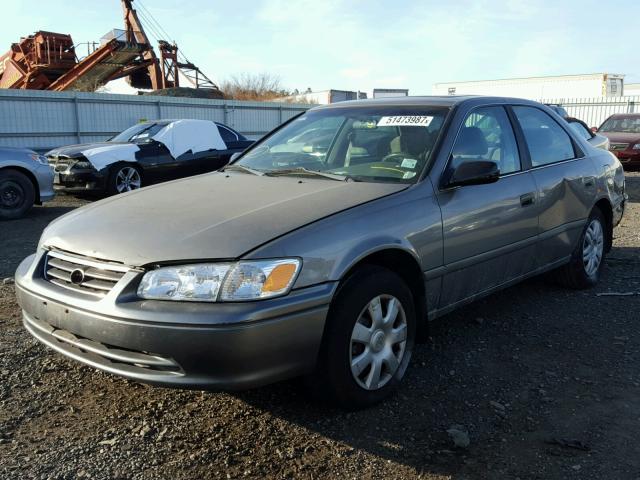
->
(557, 207), (607, 289)
(107, 164), (142, 196)
(0, 169), (35, 220)
(312, 266), (416, 409)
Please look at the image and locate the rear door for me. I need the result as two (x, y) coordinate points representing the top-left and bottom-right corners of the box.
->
(511, 106), (597, 267)
(436, 105), (540, 308)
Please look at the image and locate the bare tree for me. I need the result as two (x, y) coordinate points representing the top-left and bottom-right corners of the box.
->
(220, 73), (290, 101)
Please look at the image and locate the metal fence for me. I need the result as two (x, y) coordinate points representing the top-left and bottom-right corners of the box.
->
(0, 89), (312, 152)
(2, 89), (639, 152)
(541, 96), (640, 128)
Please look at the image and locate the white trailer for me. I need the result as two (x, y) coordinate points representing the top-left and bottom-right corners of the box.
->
(275, 90), (366, 105)
(624, 83), (640, 96)
(373, 88), (409, 98)
(432, 73), (625, 99)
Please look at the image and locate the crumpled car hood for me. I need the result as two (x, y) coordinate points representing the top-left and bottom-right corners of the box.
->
(41, 172), (407, 266)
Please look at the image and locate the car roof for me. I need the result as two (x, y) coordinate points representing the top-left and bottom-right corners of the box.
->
(310, 95), (544, 110)
(607, 113), (640, 119)
(140, 119), (235, 129)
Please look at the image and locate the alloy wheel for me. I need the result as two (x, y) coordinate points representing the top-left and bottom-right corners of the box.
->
(349, 294), (408, 391)
(583, 218), (604, 277)
(115, 167), (141, 193)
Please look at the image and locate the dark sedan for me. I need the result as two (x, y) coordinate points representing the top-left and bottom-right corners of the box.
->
(595, 113), (640, 169)
(47, 119), (253, 195)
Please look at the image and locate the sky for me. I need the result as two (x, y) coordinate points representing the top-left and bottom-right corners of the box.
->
(2, 0), (639, 96)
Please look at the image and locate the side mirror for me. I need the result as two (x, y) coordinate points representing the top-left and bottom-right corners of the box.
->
(444, 160), (500, 188)
(591, 127), (598, 133)
(229, 152), (242, 163)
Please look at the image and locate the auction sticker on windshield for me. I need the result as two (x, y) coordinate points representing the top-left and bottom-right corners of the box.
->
(377, 116), (433, 127)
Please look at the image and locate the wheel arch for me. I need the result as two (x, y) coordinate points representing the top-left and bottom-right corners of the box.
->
(0, 165), (40, 203)
(336, 247), (428, 339)
(110, 160), (144, 173)
(593, 197), (613, 252)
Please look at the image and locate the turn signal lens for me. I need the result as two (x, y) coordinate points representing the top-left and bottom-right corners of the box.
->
(263, 263), (298, 293)
(219, 259), (301, 301)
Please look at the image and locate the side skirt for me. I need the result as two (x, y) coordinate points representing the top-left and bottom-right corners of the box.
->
(426, 255), (571, 320)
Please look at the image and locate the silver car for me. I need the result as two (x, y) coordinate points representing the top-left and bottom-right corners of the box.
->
(15, 97), (626, 408)
(565, 117), (610, 151)
(1, 147), (55, 219)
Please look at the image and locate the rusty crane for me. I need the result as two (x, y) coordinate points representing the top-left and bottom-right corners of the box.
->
(0, 0), (220, 94)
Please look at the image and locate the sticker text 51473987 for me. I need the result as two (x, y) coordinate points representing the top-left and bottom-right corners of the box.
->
(377, 116), (434, 127)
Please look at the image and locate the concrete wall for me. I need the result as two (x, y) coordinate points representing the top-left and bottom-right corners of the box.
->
(0, 89), (312, 152)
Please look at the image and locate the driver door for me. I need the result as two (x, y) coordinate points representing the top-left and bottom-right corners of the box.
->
(436, 106), (539, 309)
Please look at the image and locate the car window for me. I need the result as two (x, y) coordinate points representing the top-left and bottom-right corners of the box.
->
(237, 107), (448, 183)
(513, 106), (575, 167)
(567, 121), (593, 141)
(451, 106), (520, 175)
(129, 123), (166, 143)
(599, 116), (640, 134)
(218, 125), (238, 143)
(109, 123), (163, 143)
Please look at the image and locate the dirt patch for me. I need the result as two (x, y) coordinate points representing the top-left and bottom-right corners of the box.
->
(1, 176), (639, 479)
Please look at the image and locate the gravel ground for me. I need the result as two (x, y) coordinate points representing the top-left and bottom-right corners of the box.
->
(1, 177), (639, 480)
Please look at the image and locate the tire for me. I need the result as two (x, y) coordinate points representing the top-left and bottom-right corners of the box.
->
(0, 169), (35, 220)
(312, 265), (416, 409)
(106, 163), (142, 196)
(557, 207), (607, 289)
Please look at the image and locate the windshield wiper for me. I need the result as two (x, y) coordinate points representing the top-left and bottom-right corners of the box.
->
(222, 164), (265, 176)
(264, 167), (351, 181)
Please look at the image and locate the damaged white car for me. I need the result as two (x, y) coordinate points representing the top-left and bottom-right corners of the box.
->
(46, 119), (253, 195)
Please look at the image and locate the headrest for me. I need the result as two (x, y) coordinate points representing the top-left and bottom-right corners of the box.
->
(452, 127), (488, 156)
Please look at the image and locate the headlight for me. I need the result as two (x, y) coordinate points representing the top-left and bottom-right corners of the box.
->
(72, 160), (94, 169)
(137, 259), (301, 302)
(633, 144), (640, 150)
(30, 153), (49, 165)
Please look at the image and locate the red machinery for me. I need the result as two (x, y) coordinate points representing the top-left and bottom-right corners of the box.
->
(0, 0), (219, 93)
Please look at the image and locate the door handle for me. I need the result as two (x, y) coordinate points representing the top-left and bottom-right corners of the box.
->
(520, 192), (535, 207)
(583, 177), (595, 187)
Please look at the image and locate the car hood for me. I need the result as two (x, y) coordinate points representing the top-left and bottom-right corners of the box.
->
(41, 172), (407, 266)
(47, 142), (130, 158)
(598, 132), (640, 145)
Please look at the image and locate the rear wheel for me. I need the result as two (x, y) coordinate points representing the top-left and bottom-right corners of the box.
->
(107, 163), (142, 196)
(312, 266), (416, 409)
(0, 169), (35, 220)
(557, 207), (607, 289)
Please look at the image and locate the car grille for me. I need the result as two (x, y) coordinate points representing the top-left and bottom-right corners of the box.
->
(47, 155), (71, 172)
(609, 143), (629, 151)
(44, 250), (130, 298)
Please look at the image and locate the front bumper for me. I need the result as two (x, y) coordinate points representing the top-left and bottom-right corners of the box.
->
(54, 169), (107, 193)
(612, 150), (640, 168)
(34, 163), (55, 202)
(15, 252), (335, 390)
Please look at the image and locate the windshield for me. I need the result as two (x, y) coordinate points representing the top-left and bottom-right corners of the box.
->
(110, 123), (167, 143)
(599, 116), (640, 134)
(236, 106), (449, 183)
